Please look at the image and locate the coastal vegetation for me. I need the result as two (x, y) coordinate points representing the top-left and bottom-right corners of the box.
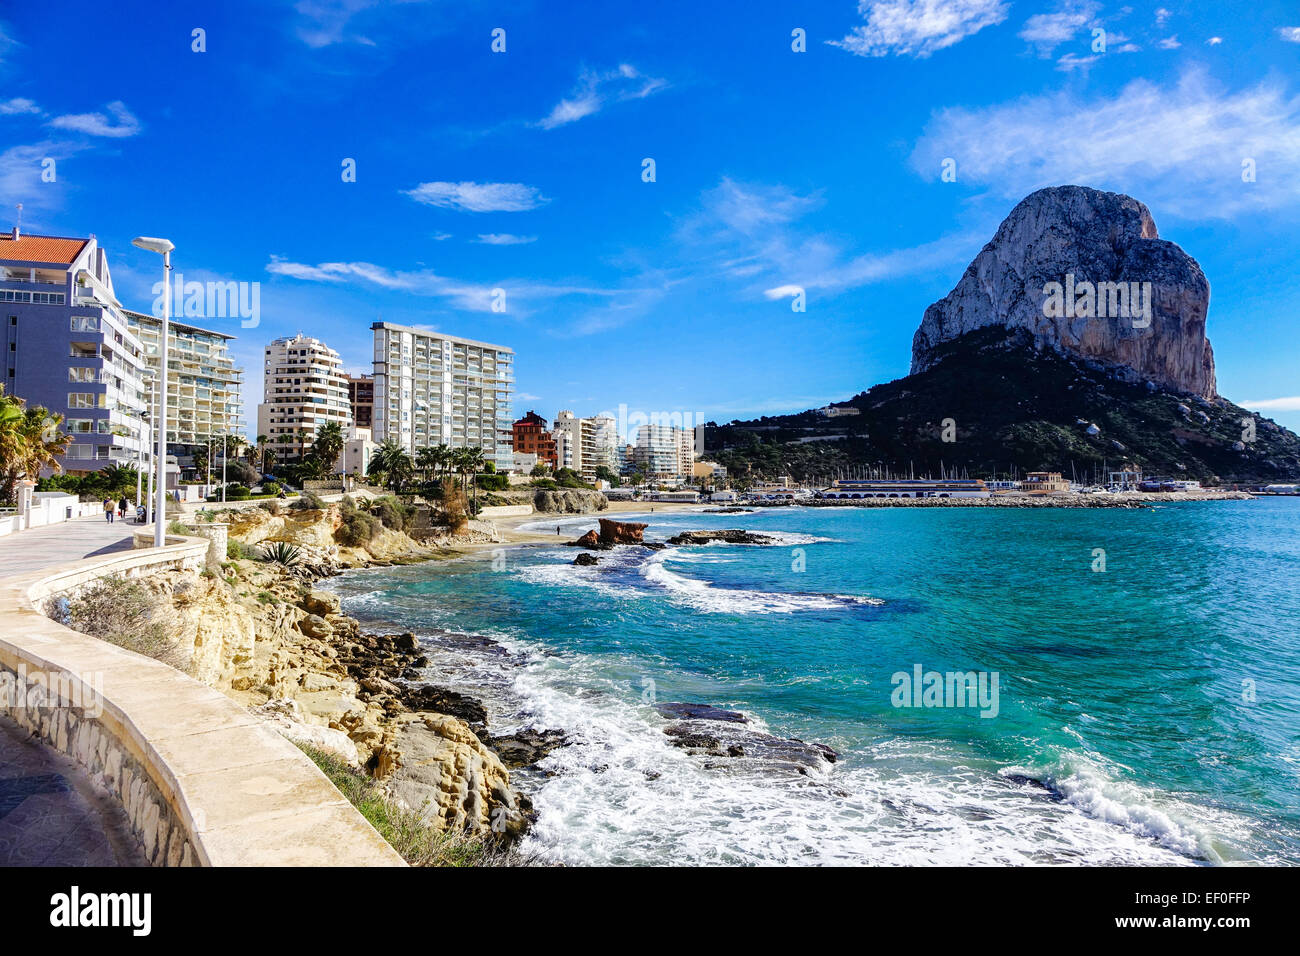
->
(1, 385), (72, 504)
(49, 576), (188, 668)
(295, 743), (528, 867)
(708, 328), (1300, 485)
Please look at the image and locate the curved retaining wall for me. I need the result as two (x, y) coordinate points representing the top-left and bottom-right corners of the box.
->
(0, 532), (403, 866)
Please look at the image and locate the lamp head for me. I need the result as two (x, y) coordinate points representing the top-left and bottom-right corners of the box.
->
(132, 236), (175, 254)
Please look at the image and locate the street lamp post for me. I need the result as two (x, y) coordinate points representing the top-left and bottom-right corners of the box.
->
(133, 236), (174, 548)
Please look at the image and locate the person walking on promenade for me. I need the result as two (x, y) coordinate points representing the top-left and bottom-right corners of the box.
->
(119, 494), (129, 520)
(103, 497), (115, 523)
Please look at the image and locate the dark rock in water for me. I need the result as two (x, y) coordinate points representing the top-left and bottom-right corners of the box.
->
(665, 529), (775, 546)
(641, 542), (667, 551)
(573, 552), (600, 566)
(400, 684), (488, 726)
(664, 725), (722, 752)
(656, 702), (750, 723)
(1004, 773), (1065, 801)
(568, 518), (649, 549)
(570, 529), (604, 549)
(705, 507), (754, 514)
(484, 728), (569, 769)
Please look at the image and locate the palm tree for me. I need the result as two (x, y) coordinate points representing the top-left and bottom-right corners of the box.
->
(308, 422), (344, 478)
(254, 434), (269, 471)
(367, 439), (413, 493)
(0, 390), (71, 503)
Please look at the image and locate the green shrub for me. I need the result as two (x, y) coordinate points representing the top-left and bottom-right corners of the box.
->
(167, 520), (191, 536)
(370, 495), (414, 532)
(227, 539), (259, 560)
(225, 484), (251, 498)
(258, 499), (283, 515)
(290, 491), (326, 511)
(50, 576), (188, 669)
(294, 743), (530, 866)
(529, 478), (558, 490)
(476, 473), (509, 491)
(337, 509), (381, 546)
(262, 481), (281, 495)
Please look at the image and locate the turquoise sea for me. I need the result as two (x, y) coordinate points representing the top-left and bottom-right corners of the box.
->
(328, 500), (1300, 865)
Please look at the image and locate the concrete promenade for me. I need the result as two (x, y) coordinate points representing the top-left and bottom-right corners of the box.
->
(0, 515), (139, 866)
(0, 513), (135, 580)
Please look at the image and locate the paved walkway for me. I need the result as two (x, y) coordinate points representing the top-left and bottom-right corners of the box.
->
(0, 515), (144, 866)
(0, 514), (136, 580)
(0, 714), (145, 865)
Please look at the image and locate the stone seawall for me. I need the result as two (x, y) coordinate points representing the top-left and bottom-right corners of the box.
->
(0, 534), (404, 867)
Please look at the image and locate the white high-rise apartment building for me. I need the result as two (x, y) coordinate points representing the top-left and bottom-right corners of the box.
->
(125, 310), (244, 445)
(551, 411), (619, 483)
(371, 322), (514, 472)
(257, 333), (351, 463)
(633, 423), (697, 478)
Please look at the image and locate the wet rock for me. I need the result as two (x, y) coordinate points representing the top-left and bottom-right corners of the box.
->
(573, 552), (600, 566)
(665, 529), (776, 546)
(483, 728), (570, 769)
(656, 702), (750, 723)
(399, 684), (488, 726)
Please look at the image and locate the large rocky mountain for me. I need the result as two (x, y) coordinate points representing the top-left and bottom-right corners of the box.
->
(707, 186), (1300, 483)
(911, 186), (1216, 400)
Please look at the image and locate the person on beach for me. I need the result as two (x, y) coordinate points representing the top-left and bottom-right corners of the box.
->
(103, 497), (114, 523)
(556, 525), (561, 535)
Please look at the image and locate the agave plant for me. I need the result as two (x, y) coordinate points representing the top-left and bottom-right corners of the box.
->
(260, 541), (302, 566)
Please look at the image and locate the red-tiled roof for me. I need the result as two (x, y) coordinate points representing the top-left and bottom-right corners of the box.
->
(0, 233), (88, 265)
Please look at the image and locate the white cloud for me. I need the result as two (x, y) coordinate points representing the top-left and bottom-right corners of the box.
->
(0, 141), (87, 218)
(1019, 1), (1099, 57)
(293, 0), (386, 47)
(830, 0), (1010, 58)
(474, 233), (537, 245)
(1157, 35), (1181, 49)
(1206, 36), (1223, 45)
(910, 70), (1300, 217)
(1280, 27), (1300, 43)
(0, 98), (40, 116)
(515, 392), (541, 402)
(1242, 397), (1300, 412)
(431, 231), (452, 241)
(678, 177), (979, 298)
(266, 255), (640, 315)
(1155, 7), (1172, 26)
(48, 101), (140, 138)
(1056, 53), (1099, 72)
(0, 21), (17, 64)
(537, 64), (667, 130)
(403, 180), (548, 213)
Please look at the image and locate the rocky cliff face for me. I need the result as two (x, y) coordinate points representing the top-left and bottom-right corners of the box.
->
(911, 186), (1216, 400)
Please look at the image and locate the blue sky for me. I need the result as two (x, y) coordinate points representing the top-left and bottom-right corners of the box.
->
(3, 0), (1300, 435)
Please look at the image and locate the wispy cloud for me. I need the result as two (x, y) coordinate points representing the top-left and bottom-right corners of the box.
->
(1280, 27), (1300, 43)
(1018, 1), (1099, 57)
(0, 141), (87, 218)
(536, 64), (667, 130)
(474, 233), (537, 245)
(1206, 36), (1223, 46)
(403, 180), (548, 213)
(0, 97), (40, 116)
(677, 177), (978, 299)
(1242, 397), (1300, 412)
(266, 255), (641, 316)
(292, 0), (391, 48)
(48, 101), (140, 138)
(830, 0), (1010, 58)
(0, 21), (17, 65)
(1157, 35), (1181, 50)
(911, 70), (1300, 217)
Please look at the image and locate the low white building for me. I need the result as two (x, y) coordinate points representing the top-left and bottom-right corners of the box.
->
(336, 427), (377, 480)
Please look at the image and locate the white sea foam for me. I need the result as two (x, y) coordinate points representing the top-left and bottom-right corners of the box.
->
(642, 550), (881, 614)
(509, 656), (1200, 866)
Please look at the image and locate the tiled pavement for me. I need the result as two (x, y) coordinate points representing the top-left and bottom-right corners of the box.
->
(0, 517), (144, 867)
(0, 714), (144, 866)
(0, 514), (135, 580)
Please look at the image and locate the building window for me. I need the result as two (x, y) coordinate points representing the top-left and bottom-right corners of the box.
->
(67, 392), (104, 409)
(69, 367), (97, 383)
(71, 316), (100, 333)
